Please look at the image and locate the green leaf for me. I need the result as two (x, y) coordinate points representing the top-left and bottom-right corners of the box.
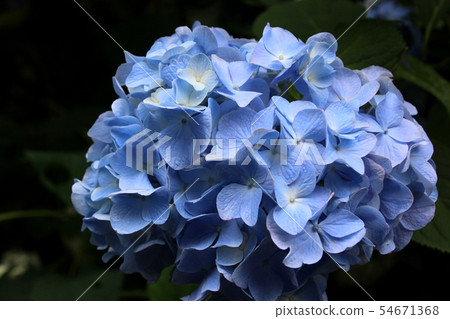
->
(284, 83), (304, 102)
(31, 270), (124, 301)
(147, 266), (198, 301)
(0, 209), (69, 223)
(412, 139), (450, 253)
(336, 19), (406, 69)
(252, 0), (364, 40)
(252, 0), (405, 70)
(413, 200), (450, 254)
(396, 55), (450, 115)
(25, 151), (87, 205)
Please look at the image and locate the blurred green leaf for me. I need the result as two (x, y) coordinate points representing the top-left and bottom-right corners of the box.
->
(0, 272), (35, 300)
(0, 209), (69, 223)
(284, 83), (304, 102)
(147, 266), (198, 301)
(252, 0), (364, 39)
(412, 139), (450, 253)
(243, 0), (283, 7)
(422, 0), (447, 56)
(31, 270), (124, 301)
(396, 55), (450, 114)
(336, 19), (406, 69)
(0, 9), (29, 29)
(252, 0), (405, 69)
(25, 151), (86, 205)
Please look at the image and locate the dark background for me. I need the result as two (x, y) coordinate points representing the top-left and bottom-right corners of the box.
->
(0, 0), (449, 300)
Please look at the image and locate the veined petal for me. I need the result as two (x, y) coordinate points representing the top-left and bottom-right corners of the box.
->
(388, 119), (422, 143)
(217, 183), (262, 226)
(375, 92), (403, 129)
(273, 203), (312, 235)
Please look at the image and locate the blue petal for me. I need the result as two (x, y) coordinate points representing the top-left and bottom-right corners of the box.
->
(290, 162), (318, 198)
(355, 205), (389, 246)
(400, 185), (435, 231)
(393, 223), (413, 252)
(305, 56), (334, 88)
(250, 41), (282, 70)
(351, 81), (380, 109)
(388, 119), (422, 143)
(216, 246), (244, 266)
(301, 186), (333, 218)
(179, 214), (219, 250)
(307, 32), (337, 63)
(174, 79), (208, 107)
(273, 203), (312, 235)
(110, 189), (169, 234)
(228, 61), (257, 87)
(216, 107), (254, 142)
(109, 147), (154, 192)
(379, 177), (414, 220)
(372, 133), (408, 167)
(211, 55), (233, 90)
(215, 87), (262, 108)
(126, 61), (161, 89)
(319, 209), (365, 238)
(213, 219), (243, 248)
(375, 92), (403, 129)
(293, 108), (326, 141)
(158, 109), (211, 170)
(325, 102), (356, 135)
(325, 132), (377, 174)
(320, 229), (365, 254)
(332, 68), (360, 100)
(263, 25), (303, 58)
(217, 183), (262, 226)
(267, 214), (322, 268)
(182, 268), (221, 301)
(248, 267), (283, 301)
(193, 26), (218, 54)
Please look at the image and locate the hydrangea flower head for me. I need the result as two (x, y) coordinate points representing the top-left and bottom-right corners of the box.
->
(72, 22), (437, 300)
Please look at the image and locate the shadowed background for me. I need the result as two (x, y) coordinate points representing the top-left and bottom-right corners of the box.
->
(1, 0), (449, 300)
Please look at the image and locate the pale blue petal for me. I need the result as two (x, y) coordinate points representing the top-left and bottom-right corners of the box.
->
(293, 108), (326, 141)
(211, 55), (233, 90)
(319, 209), (364, 238)
(228, 61), (257, 87)
(379, 178), (414, 220)
(193, 26), (218, 54)
(305, 56), (334, 88)
(375, 92), (403, 129)
(351, 81), (380, 108)
(214, 219), (243, 248)
(217, 183), (262, 226)
(332, 68), (360, 100)
(320, 229), (365, 254)
(372, 133), (408, 167)
(355, 205), (389, 246)
(263, 25), (303, 58)
(325, 102), (355, 135)
(388, 119), (422, 143)
(273, 203), (312, 235)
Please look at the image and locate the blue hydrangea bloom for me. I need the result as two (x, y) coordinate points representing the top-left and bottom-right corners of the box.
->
(72, 22), (437, 301)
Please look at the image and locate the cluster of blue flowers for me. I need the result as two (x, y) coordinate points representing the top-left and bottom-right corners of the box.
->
(72, 22), (437, 300)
